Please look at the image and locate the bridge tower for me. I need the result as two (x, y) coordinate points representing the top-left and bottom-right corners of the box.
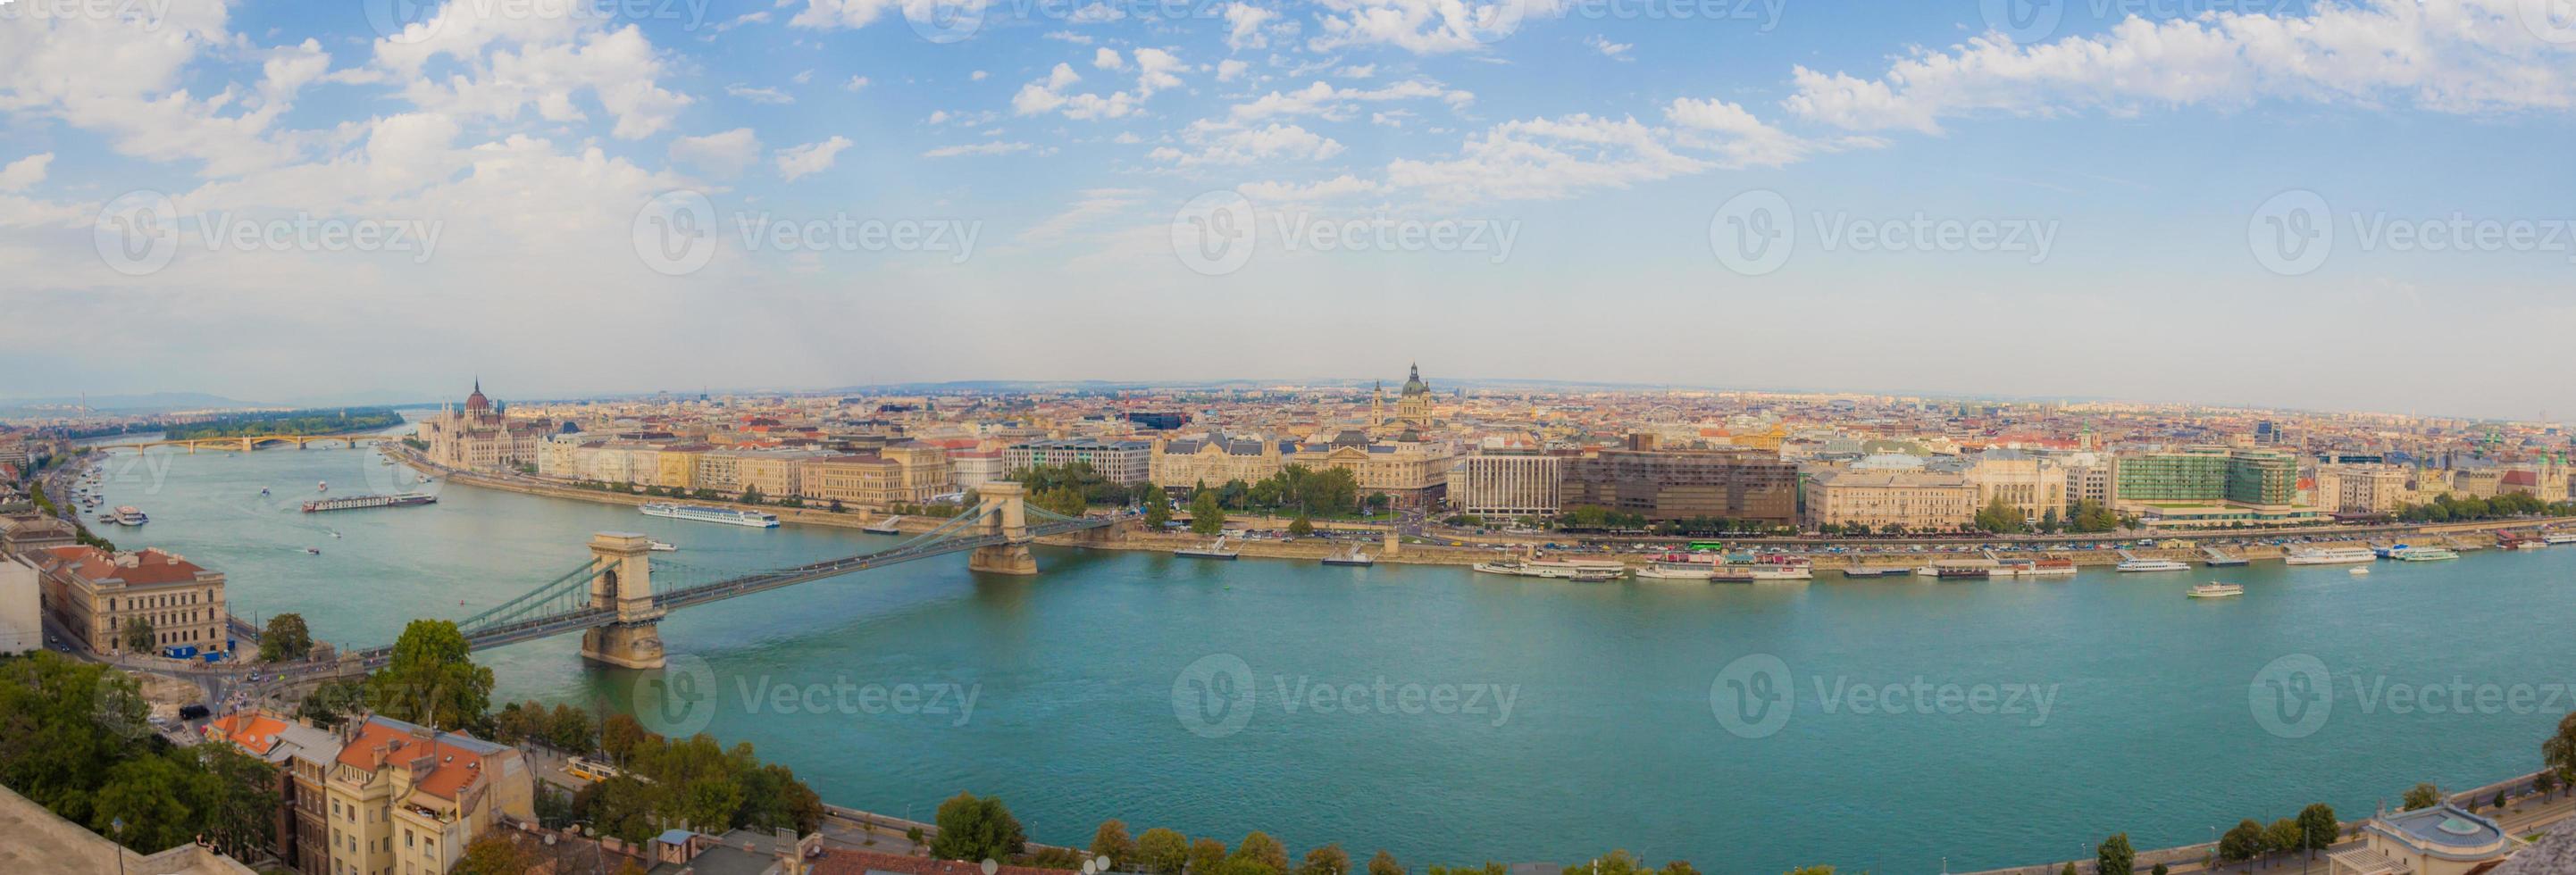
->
(580, 532), (667, 669)
(967, 481), (1040, 575)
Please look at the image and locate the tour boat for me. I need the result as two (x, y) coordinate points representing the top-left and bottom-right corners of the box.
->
(2116, 558), (2192, 573)
(1175, 537), (1242, 560)
(648, 540), (678, 553)
(2396, 546), (2460, 562)
(2545, 532), (2576, 546)
(1320, 546), (1376, 567)
(1569, 567), (1627, 583)
(640, 502), (781, 529)
(2349, 567), (2371, 576)
(113, 505), (147, 526)
(303, 547), (321, 555)
(2284, 546), (2377, 566)
(1472, 561), (1529, 576)
(316, 480), (328, 492)
(1634, 562), (1717, 581)
(1840, 565), (1912, 579)
(1475, 558), (1627, 579)
(2187, 582), (2246, 599)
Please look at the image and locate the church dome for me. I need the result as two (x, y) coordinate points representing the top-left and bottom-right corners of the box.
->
(1400, 362), (1428, 397)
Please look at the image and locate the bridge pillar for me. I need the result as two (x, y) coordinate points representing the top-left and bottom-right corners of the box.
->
(967, 482), (1039, 575)
(580, 532), (667, 669)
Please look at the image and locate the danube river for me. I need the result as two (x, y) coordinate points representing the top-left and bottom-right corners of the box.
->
(86, 433), (2576, 873)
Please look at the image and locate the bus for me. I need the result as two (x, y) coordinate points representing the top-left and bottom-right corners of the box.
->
(566, 756), (626, 782)
(1688, 541), (1727, 552)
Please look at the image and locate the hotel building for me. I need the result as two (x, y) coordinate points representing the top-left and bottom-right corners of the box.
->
(1446, 453), (1564, 518)
(1005, 438), (1154, 484)
(29, 545), (228, 657)
(1560, 444), (1798, 525)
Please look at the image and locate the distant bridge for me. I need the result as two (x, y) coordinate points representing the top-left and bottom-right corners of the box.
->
(98, 434), (402, 453)
(347, 482), (1111, 668)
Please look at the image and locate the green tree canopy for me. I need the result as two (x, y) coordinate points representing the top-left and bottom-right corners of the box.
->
(2404, 782), (2442, 811)
(1091, 820), (1135, 870)
(929, 792), (1025, 861)
(257, 612), (314, 662)
(2096, 833), (2135, 875)
(1134, 828), (1190, 874)
(366, 619), (495, 731)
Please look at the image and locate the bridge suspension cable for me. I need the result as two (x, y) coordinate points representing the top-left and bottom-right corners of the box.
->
(456, 559), (609, 636)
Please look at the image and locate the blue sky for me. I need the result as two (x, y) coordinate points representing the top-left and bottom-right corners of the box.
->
(4, 0), (2575, 418)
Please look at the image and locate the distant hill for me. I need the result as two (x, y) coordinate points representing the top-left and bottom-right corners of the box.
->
(0, 391), (252, 412)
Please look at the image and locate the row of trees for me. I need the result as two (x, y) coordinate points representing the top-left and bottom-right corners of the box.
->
(1071, 814), (1746, 875)
(1194, 466), (1375, 518)
(160, 407), (404, 440)
(0, 652), (280, 855)
(2395, 491), (2576, 523)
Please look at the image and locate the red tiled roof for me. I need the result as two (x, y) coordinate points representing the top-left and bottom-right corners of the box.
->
(204, 712), (293, 754)
(40, 546), (213, 587)
(332, 720), (507, 802)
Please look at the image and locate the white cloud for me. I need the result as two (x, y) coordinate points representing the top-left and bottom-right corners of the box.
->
(845, 76), (872, 91)
(1386, 114), (1707, 201)
(1783, 0), (2576, 134)
(669, 129), (765, 177)
(367, 5), (693, 141)
(1134, 48), (1186, 96)
(1013, 62), (1143, 120)
(788, 0), (916, 30)
(1225, 4), (1280, 51)
(1068, 2), (1127, 23)
(1095, 47), (1127, 70)
(1308, 0), (1571, 54)
(1149, 121), (1345, 166)
(1238, 174), (1386, 203)
(1336, 64), (1378, 79)
(1230, 79), (1473, 121)
(0, 154), (54, 192)
(924, 141), (1047, 157)
(1217, 59), (1252, 82)
(1044, 30), (1097, 45)
(972, 70), (990, 80)
(776, 136), (854, 180)
(729, 84), (796, 104)
(1584, 34), (1633, 60)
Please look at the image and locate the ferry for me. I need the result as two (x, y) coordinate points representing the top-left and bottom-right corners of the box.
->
(1320, 546), (1376, 567)
(1175, 537), (1242, 561)
(1997, 557), (2078, 578)
(2285, 546), (2378, 566)
(2116, 558), (2192, 573)
(2349, 566), (2371, 576)
(113, 505), (148, 526)
(1932, 565), (1992, 580)
(2546, 532), (2576, 546)
(1473, 558), (1627, 579)
(640, 503), (781, 529)
(2396, 546), (2460, 562)
(316, 480), (328, 492)
(1569, 567), (1627, 583)
(1840, 565), (1912, 579)
(648, 540), (678, 553)
(2187, 582), (2246, 599)
(301, 492), (437, 513)
(863, 515), (907, 535)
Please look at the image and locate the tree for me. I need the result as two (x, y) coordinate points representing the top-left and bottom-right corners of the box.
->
(1289, 514), (1314, 537)
(367, 619), (495, 731)
(741, 486), (765, 505)
(1975, 496), (2028, 534)
(1234, 831), (1290, 873)
(601, 712), (650, 763)
(1658, 862), (1698, 875)
(2538, 770), (2561, 798)
(1145, 496), (1172, 528)
(1783, 868), (1835, 875)
(2546, 710), (2576, 792)
(2404, 782), (2442, 811)
(2218, 820), (2266, 864)
(192, 744), (282, 859)
(2263, 819), (2302, 859)
(1566, 850), (1643, 875)
(929, 792), (1025, 861)
(1091, 820), (1135, 870)
(1189, 489), (1227, 536)
(1134, 828), (1189, 874)
(454, 832), (535, 875)
(1297, 845), (1351, 875)
(2097, 833), (2135, 875)
(2152, 866), (2169, 875)
(1190, 838), (1231, 875)
(2297, 803), (2338, 859)
(257, 612), (314, 662)
(122, 616), (155, 654)
(2058, 863), (2076, 875)
(90, 754), (196, 851)
(1366, 850), (1405, 875)
(297, 679), (368, 729)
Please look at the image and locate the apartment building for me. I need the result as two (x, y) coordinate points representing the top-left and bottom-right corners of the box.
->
(203, 710), (347, 875)
(1803, 469), (1979, 532)
(324, 715), (533, 875)
(1560, 446), (1798, 524)
(1006, 438), (1153, 484)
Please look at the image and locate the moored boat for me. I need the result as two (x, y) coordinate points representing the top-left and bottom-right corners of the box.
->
(1320, 546), (1376, 566)
(1175, 537), (1242, 560)
(2285, 546), (2376, 566)
(2117, 558), (2192, 572)
(2188, 582), (2245, 599)
(640, 502), (781, 528)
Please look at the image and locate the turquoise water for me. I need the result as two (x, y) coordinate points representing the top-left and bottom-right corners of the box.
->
(85, 429), (2576, 873)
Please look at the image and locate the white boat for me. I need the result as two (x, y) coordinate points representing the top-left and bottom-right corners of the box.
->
(2348, 567), (2371, 576)
(648, 540), (678, 553)
(2117, 559), (2192, 573)
(2545, 532), (2576, 546)
(113, 505), (147, 526)
(2285, 546), (2378, 566)
(1320, 546), (1375, 567)
(1634, 562), (1717, 581)
(1474, 558), (1626, 579)
(316, 480), (328, 492)
(2396, 546), (2460, 562)
(640, 502), (781, 528)
(2188, 582), (2246, 599)
(1175, 537), (1242, 560)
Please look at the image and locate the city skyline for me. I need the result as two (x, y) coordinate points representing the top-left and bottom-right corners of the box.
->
(6, 0), (2576, 418)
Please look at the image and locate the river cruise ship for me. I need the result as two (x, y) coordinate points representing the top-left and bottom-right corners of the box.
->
(2284, 546), (2378, 565)
(640, 503), (781, 528)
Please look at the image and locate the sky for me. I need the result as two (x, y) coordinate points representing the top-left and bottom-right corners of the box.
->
(3, 0), (2575, 418)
